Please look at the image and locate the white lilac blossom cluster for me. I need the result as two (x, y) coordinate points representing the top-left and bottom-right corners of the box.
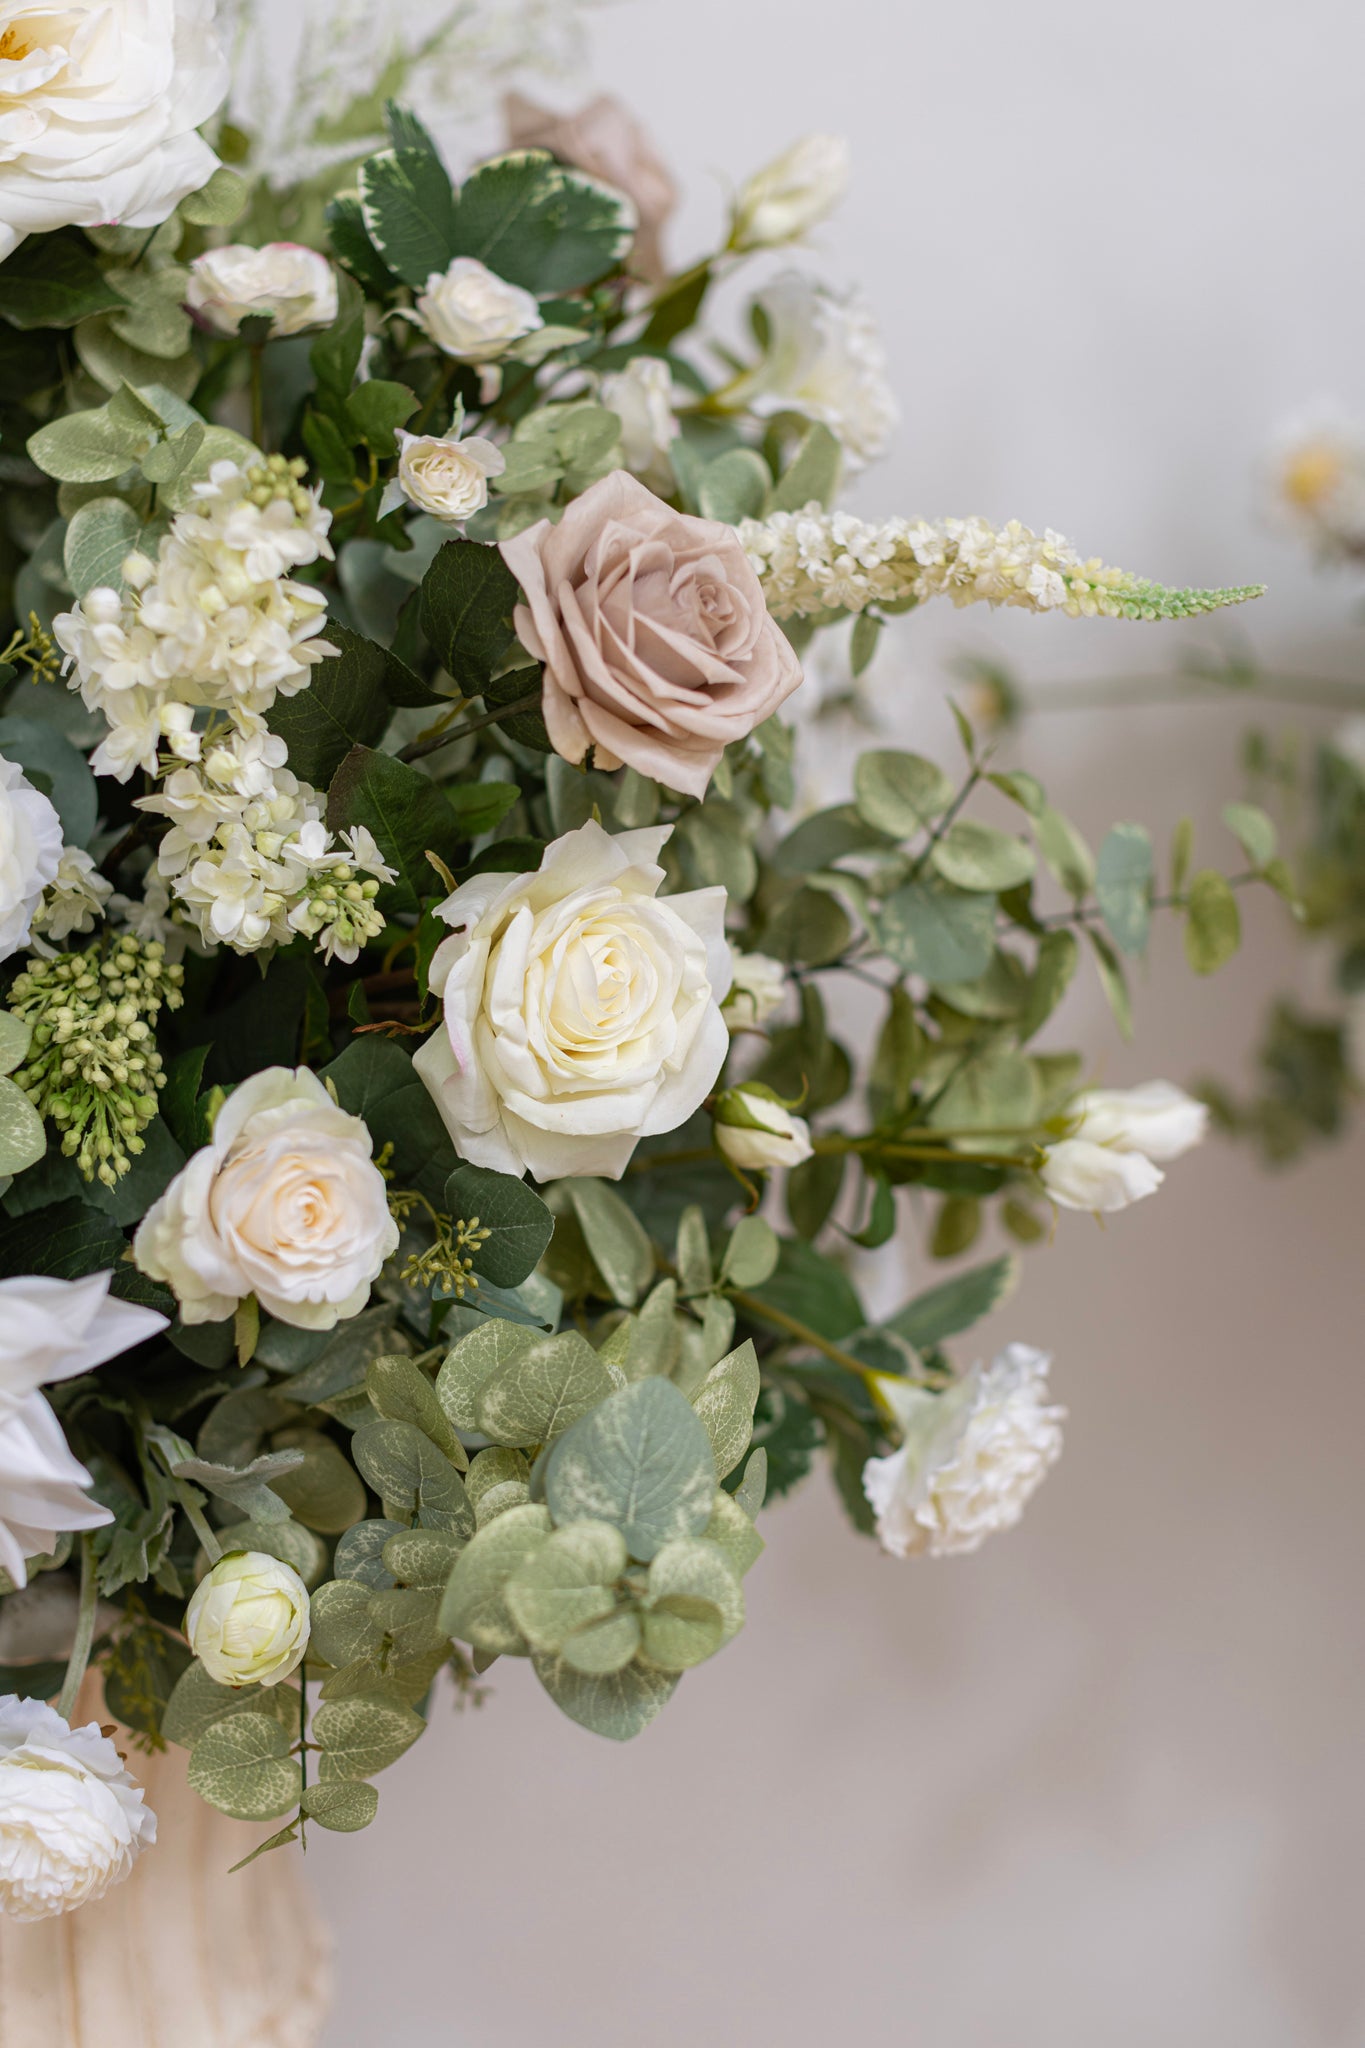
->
(740, 507), (1268, 624)
(54, 458), (394, 960)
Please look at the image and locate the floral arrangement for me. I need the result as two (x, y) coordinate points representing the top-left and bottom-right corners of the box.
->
(0, 0), (1273, 1923)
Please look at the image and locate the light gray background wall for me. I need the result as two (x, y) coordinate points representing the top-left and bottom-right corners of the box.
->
(313, 3), (1365, 2039)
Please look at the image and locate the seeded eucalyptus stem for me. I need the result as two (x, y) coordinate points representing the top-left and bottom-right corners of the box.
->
(398, 689), (542, 765)
(56, 1532), (99, 1722)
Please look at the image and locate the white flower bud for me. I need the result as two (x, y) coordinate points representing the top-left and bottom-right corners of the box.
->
(721, 951), (787, 1030)
(1072, 1080), (1208, 1163)
(185, 1550), (311, 1688)
(0, 1697), (157, 1919)
(1039, 1136), (1163, 1213)
(730, 132), (851, 250)
(415, 256), (543, 362)
(185, 242), (339, 338)
(713, 1086), (814, 1172)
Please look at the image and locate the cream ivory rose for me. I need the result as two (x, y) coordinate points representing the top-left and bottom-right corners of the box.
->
(185, 242), (338, 337)
(500, 470), (803, 799)
(184, 1549), (310, 1687)
(133, 1065), (398, 1326)
(413, 819), (731, 1183)
(0, 0), (229, 261)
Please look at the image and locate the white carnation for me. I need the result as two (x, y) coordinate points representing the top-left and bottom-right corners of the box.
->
(0, 1273), (166, 1589)
(0, 1697), (157, 1920)
(133, 1065), (399, 1327)
(414, 819), (731, 1182)
(0, 0), (228, 260)
(185, 242), (338, 337)
(415, 257), (543, 362)
(862, 1344), (1065, 1559)
(0, 753), (62, 964)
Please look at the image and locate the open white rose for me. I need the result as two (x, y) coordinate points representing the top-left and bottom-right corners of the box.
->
(0, 0), (229, 261)
(415, 257), (543, 362)
(730, 132), (851, 251)
(713, 1086), (813, 1173)
(862, 1344), (1065, 1559)
(185, 242), (338, 337)
(1039, 1136), (1164, 1213)
(413, 819), (730, 1182)
(185, 1549), (310, 1687)
(0, 751), (63, 965)
(380, 427), (506, 524)
(0, 1697), (157, 1919)
(1072, 1080), (1208, 1162)
(132, 1065), (399, 1327)
(0, 1273), (166, 1589)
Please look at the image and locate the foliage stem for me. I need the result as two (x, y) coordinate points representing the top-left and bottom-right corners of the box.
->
(56, 1532), (99, 1722)
(397, 689), (541, 764)
(728, 1287), (876, 1387)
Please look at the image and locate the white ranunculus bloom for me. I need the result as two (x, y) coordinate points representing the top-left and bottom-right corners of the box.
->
(0, 0), (229, 261)
(1039, 1136), (1164, 1213)
(0, 752), (63, 965)
(413, 820), (730, 1182)
(185, 242), (338, 337)
(721, 950), (787, 1030)
(862, 1344), (1065, 1560)
(734, 271), (898, 468)
(0, 1696), (157, 1919)
(599, 356), (679, 493)
(184, 1549), (310, 1687)
(730, 132), (851, 250)
(0, 1273), (166, 1590)
(414, 257), (543, 362)
(713, 1086), (813, 1172)
(132, 1065), (399, 1327)
(379, 427), (506, 524)
(1072, 1080), (1208, 1162)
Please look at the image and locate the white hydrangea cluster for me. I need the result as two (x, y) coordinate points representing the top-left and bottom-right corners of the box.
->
(55, 458), (394, 961)
(739, 505), (1266, 623)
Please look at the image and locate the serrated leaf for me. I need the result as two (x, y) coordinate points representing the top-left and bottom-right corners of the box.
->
(264, 626), (393, 785)
(0, 233), (124, 329)
(542, 1377), (717, 1561)
(358, 146), (457, 289)
(312, 1690), (424, 1781)
(449, 152), (636, 293)
(884, 1254), (1019, 1349)
(187, 1712), (301, 1821)
(324, 744), (467, 914)
(419, 536), (522, 696)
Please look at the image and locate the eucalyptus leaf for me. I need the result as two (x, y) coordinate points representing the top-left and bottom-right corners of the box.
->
(532, 1651), (677, 1741)
(542, 1377), (717, 1561)
(187, 1712), (300, 1821)
(312, 1690), (424, 1781)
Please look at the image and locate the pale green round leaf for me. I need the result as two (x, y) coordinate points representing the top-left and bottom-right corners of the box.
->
(542, 1377), (717, 1562)
(301, 1780), (379, 1833)
(0, 1077), (45, 1177)
(504, 1520), (627, 1654)
(308, 1578), (385, 1671)
(854, 750), (956, 837)
(312, 1690), (424, 1782)
(931, 820), (1036, 893)
(474, 1329), (618, 1448)
(438, 1502), (552, 1653)
(691, 1341), (760, 1481)
(436, 1318), (536, 1430)
(532, 1651), (677, 1740)
(187, 1712), (301, 1821)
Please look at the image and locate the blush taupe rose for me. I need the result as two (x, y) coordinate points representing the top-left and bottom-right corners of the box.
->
(500, 471), (803, 800)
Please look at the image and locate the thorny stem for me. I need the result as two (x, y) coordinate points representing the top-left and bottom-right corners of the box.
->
(56, 1533), (99, 1722)
(397, 689), (541, 764)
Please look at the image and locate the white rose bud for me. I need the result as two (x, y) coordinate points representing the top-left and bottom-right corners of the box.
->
(185, 1550), (311, 1688)
(415, 257), (543, 362)
(1072, 1080), (1208, 1162)
(381, 428), (506, 524)
(862, 1344), (1065, 1559)
(729, 132), (851, 251)
(1039, 1136), (1163, 1213)
(185, 243), (339, 337)
(133, 1065), (399, 1328)
(721, 951), (787, 1031)
(713, 1085), (814, 1172)
(0, 1697), (157, 1919)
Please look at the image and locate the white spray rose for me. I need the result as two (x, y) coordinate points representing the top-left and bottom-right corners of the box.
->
(415, 257), (543, 362)
(713, 1086), (813, 1173)
(0, 752), (63, 964)
(0, 1273), (166, 1590)
(185, 242), (338, 337)
(0, 0), (229, 261)
(1072, 1080), (1208, 1162)
(413, 820), (730, 1183)
(132, 1065), (399, 1327)
(722, 951), (787, 1030)
(862, 1344), (1065, 1559)
(379, 427), (506, 524)
(1039, 1137), (1164, 1213)
(730, 132), (851, 250)
(0, 1697), (157, 1919)
(599, 356), (679, 493)
(184, 1549), (310, 1688)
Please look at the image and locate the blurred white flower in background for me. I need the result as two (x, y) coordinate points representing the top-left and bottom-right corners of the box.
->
(1041, 1079), (1206, 1213)
(729, 133), (851, 251)
(1267, 407), (1365, 561)
(186, 243), (339, 337)
(731, 272), (898, 468)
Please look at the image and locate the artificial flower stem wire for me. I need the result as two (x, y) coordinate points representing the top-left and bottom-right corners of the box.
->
(398, 689), (542, 765)
(56, 1531), (99, 1722)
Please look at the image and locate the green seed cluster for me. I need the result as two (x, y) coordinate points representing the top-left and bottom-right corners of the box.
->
(245, 453), (316, 521)
(290, 863), (385, 958)
(8, 936), (185, 1185)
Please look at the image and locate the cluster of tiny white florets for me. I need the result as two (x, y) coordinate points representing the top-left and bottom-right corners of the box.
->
(30, 848), (114, 951)
(739, 506), (1266, 623)
(54, 457), (393, 961)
